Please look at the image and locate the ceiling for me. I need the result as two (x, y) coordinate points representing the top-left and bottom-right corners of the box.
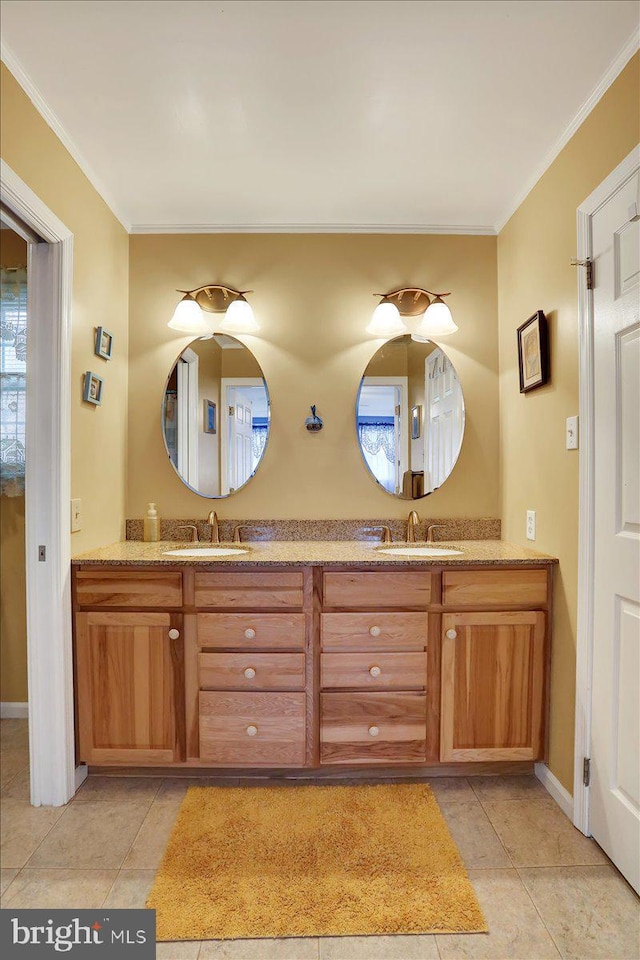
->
(1, 0), (638, 233)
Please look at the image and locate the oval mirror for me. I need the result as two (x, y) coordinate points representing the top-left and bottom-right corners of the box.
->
(356, 335), (464, 499)
(162, 334), (270, 498)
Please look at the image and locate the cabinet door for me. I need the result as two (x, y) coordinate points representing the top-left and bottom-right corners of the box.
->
(440, 611), (545, 762)
(75, 612), (184, 764)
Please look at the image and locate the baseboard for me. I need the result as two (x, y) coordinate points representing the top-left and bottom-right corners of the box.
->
(535, 762), (574, 820)
(74, 764), (88, 792)
(0, 701), (29, 719)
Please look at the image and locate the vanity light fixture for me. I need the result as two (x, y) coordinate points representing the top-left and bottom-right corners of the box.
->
(168, 284), (259, 335)
(367, 287), (458, 339)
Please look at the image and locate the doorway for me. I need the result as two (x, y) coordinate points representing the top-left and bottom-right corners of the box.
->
(574, 145), (640, 893)
(1, 161), (75, 806)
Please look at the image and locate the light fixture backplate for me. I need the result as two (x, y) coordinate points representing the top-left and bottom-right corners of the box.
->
(382, 288), (432, 318)
(194, 286), (248, 314)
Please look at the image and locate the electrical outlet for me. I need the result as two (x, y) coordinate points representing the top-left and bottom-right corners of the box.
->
(566, 415), (579, 449)
(526, 510), (536, 541)
(70, 498), (82, 533)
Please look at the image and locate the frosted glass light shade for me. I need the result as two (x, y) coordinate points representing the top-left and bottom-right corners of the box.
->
(366, 301), (407, 336)
(219, 298), (259, 333)
(168, 295), (212, 334)
(414, 298), (458, 338)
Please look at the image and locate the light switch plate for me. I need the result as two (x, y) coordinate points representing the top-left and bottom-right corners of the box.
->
(526, 510), (536, 541)
(566, 415), (579, 449)
(70, 498), (82, 533)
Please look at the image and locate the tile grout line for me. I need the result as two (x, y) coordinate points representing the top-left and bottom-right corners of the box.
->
(114, 782), (167, 873)
(514, 865), (566, 959)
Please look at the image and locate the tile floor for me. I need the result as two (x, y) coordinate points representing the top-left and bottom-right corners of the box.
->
(1, 719), (638, 960)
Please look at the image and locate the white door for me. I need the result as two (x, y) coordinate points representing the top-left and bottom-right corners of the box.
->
(590, 166), (640, 892)
(424, 348), (464, 493)
(228, 390), (253, 491)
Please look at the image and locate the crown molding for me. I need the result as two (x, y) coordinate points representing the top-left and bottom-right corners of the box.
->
(494, 30), (640, 233)
(0, 42), (131, 232)
(129, 222), (497, 235)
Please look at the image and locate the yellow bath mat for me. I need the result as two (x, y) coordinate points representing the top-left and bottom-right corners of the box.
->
(147, 782), (487, 941)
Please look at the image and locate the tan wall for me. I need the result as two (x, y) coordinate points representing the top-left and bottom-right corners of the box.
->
(497, 54), (639, 793)
(0, 229), (28, 702)
(129, 233), (499, 519)
(1, 62), (129, 555)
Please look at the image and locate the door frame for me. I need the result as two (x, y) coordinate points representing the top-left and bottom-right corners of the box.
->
(176, 347), (199, 488)
(1, 160), (77, 806)
(359, 375), (410, 494)
(574, 144), (640, 833)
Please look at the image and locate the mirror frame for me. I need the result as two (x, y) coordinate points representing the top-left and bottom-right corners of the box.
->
(161, 334), (271, 499)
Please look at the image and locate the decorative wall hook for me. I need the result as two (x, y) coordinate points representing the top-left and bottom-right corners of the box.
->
(305, 405), (323, 432)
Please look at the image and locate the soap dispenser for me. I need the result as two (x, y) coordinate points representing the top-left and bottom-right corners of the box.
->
(144, 502), (160, 542)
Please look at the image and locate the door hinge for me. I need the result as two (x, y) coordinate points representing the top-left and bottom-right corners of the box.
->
(583, 757), (591, 787)
(38, 545), (46, 562)
(571, 257), (594, 290)
(228, 405), (234, 416)
(395, 404), (401, 417)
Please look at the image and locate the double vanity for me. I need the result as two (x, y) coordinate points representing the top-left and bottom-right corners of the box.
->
(71, 537), (555, 777)
(72, 327), (555, 778)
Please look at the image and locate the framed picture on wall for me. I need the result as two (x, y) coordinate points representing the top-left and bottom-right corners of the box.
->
(517, 310), (549, 393)
(203, 399), (217, 434)
(95, 326), (114, 360)
(83, 372), (103, 405)
(411, 405), (422, 439)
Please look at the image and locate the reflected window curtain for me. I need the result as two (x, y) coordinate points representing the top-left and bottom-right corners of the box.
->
(251, 418), (269, 467)
(0, 266), (27, 497)
(358, 421), (395, 493)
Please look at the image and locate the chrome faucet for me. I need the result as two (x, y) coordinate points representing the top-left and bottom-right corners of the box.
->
(207, 511), (220, 543)
(426, 524), (447, 543)
(177, 524), (199, 543)
(406, 511), (420, 543)
(363, 525), (392, 543)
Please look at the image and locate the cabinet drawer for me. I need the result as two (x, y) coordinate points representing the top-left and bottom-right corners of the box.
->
(442, 569), (548, 607)
(197, 613), (305, 650)
(321, 692), (427, 764)
(323, 571), (430, 608)
(194, 571), (303, 608)
(199, 691), (305, 766)
(75, 571), (182, 608)
(321, 613), (427, 651)
(321, 652), (427, 689)
(199, 652), (305, 690)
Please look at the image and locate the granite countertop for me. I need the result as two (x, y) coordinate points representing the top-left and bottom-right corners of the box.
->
(71, 539), (557, 567)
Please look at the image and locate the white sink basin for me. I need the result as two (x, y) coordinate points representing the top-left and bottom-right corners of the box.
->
(163, 546), (250, 557)
(376, 545), (463, 557)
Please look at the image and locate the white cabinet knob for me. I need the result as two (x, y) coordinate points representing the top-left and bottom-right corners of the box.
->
(244, 628), (256, 639)
(168, 628), (180, 640)
(368, 725), (380, 737)
(246, 725), (258, 737)
(369, 665), (382, 678)
(369, 625), (381, 637)
(243, 667), (256, 679)
(445, 628), (458, 640)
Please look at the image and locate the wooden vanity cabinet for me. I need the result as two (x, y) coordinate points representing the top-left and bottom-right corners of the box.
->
(188, 569), (311, 767)
(440, 610), (546, 762)
(320, 572), (431, 765)
(74, 611), (184, 764)
(72, 560), (553, 773)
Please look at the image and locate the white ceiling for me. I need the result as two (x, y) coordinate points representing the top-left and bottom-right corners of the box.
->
(1, 0), (638, 233)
